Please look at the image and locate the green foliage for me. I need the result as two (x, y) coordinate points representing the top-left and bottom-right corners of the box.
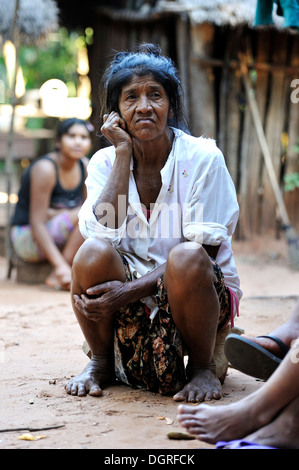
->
(284, 172), (299, 192)
(0, 27), (93, 101)
(293, 143), (299, 154)
(284, 138), (299, 192)
(19, 27), (79, 93)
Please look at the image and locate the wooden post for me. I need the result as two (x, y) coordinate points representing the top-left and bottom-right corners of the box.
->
(286, 36), (299, 175)
(5, 0), (20, 272)
(217, 28), (243, 186)
(176, 13), (190, 119)
(239, 30), (271, 238)
(189, 22), (216, 138)
(262, 31), (288, 232)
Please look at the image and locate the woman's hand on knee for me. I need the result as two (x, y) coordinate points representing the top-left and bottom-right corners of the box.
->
(73, 280), (130, 322)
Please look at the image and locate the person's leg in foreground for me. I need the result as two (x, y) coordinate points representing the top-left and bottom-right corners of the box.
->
(177, 335), (299, 448)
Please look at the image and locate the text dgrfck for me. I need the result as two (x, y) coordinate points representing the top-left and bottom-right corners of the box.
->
(103, 454), (195, 466)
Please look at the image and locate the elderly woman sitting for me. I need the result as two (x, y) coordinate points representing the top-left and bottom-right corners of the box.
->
(65, 43), (241, 402)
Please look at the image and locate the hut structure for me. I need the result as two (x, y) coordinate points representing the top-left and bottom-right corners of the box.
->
(49, 0), (299, 239)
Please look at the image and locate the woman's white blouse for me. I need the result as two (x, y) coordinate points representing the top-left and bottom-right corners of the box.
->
(79, 128), (242, 301)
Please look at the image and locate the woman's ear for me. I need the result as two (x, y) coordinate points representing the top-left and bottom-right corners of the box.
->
(168, 108), (174, 119)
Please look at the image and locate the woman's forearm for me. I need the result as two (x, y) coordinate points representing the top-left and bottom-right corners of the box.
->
(93, 144), (132, 228)
(123, 263), (167, 305)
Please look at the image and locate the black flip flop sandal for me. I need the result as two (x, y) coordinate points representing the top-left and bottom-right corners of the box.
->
(224, 333), (289, 381)
(256, 335), (289, 358)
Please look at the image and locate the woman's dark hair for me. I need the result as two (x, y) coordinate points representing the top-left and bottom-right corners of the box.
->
(100, 43), (189, 132)
(56, 118), (94, 141)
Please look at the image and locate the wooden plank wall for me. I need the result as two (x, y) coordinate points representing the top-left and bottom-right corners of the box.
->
(188, 23), (299, 239)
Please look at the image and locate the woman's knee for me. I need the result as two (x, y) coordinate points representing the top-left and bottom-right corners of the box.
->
(72, 238), (125, 284)
(166, 242), (214, 283)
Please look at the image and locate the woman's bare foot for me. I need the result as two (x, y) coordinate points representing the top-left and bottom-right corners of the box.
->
(244, 396), (299, 449)
(177, 395), (265, 443)
(65, 355), (114, 397)
(45, 271), (70, 291)
(173, 365), (222, 402)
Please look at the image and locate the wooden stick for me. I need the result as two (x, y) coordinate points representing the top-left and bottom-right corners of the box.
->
(0, 424), (65, 433)
(191, 54), (299, 75)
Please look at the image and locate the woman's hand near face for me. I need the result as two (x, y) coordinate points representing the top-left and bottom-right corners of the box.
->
(101, 112), (132, 149)
(94, 114), (134, 228)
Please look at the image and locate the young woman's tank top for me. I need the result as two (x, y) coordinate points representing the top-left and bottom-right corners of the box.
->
(11, 155), (86, 226)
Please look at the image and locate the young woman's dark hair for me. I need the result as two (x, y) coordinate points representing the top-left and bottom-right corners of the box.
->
(56, 118), (94, 141)
(99, 43), (189, 133)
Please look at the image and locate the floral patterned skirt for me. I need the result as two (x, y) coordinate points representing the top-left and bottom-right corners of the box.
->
(113, 256), (231, 395)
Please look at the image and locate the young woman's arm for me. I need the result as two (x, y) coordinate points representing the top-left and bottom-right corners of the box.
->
(29, 160), (71, 277)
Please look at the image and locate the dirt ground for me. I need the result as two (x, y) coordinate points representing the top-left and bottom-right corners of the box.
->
(1, 235), (299, 451)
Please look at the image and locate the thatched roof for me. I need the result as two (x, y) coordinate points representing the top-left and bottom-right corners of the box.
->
(92, 0), (285, 30)
(157, 0), (284, 28)
(0, 0), (59, 44)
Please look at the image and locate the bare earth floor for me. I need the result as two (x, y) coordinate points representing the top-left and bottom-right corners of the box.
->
(1, 235), (299, 452)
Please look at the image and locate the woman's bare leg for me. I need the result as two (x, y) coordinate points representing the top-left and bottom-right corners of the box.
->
(177, 343), (299, 444)
(45, 226), (85, 290)
(244, 394), (299, 449)
(62, 225), (85, 266)
(65, 238), (126, 397)
(45, 209), (85, 290)
(164, 242), (221, 402)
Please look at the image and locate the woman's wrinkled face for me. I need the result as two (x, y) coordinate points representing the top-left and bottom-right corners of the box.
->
(118, 74), (172, 142)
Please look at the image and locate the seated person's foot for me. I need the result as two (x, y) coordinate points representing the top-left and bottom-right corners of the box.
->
(173, 364), (222, 402)
(45, 272), (70, 291)
(241, 334), (288, 359)
(65, 355), (114, 397)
